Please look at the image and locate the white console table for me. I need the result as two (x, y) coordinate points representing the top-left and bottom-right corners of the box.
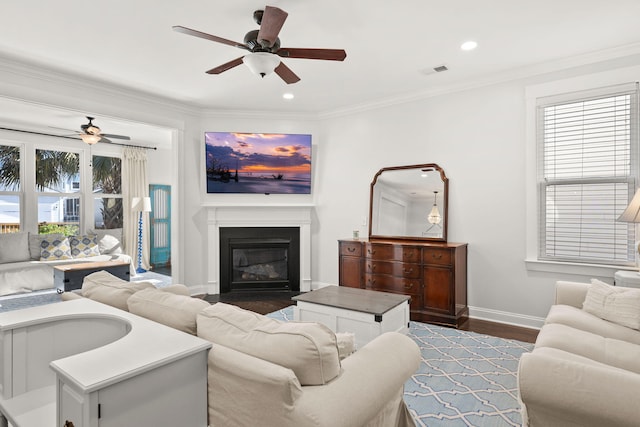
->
(0, 298), (212, 427)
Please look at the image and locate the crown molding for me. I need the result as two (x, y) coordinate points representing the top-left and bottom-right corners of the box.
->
(0, 53), (199, 120)
(318, 42), (640, 119)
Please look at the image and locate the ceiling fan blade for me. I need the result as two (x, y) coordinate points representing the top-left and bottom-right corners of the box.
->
(274, 62), (301, 85)
(101, 133), (131, 141)
(99, 137), (113, 144)
(172, 25), (250, 51)
(277, 48), (347, 61)
(206, 57), (245, 74)
(257, 6), (288, 48)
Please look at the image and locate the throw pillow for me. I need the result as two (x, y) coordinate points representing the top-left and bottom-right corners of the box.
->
(197, 302), (341, 386)
(127, 288), (210, 335)
(28, 232), (64, 260)
(92, 228), (123, 255)
(0, 232), (31, 264)
(40, 237), (73, 261)
(81, 270), (155, 311)
(583, 278), (640, 330)
(69, 234), (100, 258)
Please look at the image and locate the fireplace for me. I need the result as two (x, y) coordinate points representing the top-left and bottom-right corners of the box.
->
(219, 227), (300, 293)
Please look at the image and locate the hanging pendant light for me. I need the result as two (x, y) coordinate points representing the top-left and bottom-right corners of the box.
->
(428, 191), (442, 224)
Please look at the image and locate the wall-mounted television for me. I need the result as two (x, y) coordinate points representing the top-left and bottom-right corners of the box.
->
(205, 132), (312, 194)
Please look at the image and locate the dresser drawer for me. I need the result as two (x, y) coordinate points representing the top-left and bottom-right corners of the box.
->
(365, 260), (421, 279)
(365, 243), (421, 262)
(340, 241), (362, 257)
(364, 274), (421, 296)
(423, 247), (452, 266)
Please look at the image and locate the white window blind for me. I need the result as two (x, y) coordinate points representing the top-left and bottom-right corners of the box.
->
(538, 83), (639, 265)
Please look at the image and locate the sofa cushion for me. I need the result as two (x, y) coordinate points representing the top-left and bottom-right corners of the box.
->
(28, 232), (64, 260)
(81, 270), (154, 311)
(40, 237), (73, 261)
(535, 323), (640, 374)
(583, 279), (640, 329)
(197, 302), (341, 385)
(127, 288), (210, 335)
(92, 228), (123, 255)
(545, 304), (640, 344)
(69, 234), (100, 258)
(0, 232), (30, 264)
(160, 284), (191, 296)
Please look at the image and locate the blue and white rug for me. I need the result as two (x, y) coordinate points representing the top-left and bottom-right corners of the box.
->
(268, 307), (533, 427)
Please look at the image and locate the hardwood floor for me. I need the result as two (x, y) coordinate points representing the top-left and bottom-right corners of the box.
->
(204, 291), (540, 344)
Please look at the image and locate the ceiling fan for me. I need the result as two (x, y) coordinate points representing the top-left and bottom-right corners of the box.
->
(173, 5), (347, 84)
(73, 116), (131, 145)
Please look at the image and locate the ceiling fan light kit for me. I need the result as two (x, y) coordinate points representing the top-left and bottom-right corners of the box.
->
(80, 133), (101, 145)
(243, 52), (280, 78)
(173, 5), (346, 84)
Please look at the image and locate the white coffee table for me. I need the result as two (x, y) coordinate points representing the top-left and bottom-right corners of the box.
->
(292, 286), (410, 349)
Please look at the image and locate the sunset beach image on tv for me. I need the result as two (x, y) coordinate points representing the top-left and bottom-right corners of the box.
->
(205, 132), (312, 194)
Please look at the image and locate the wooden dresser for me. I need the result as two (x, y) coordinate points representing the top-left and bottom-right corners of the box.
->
(338, 239), (468, 327)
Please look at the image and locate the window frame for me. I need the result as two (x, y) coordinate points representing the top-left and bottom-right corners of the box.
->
(537, 86), (638, 266)
(526, 74), (640, 277)
(0, 142), (24, 232)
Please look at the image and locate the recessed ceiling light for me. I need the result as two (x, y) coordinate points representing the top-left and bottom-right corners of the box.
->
(283, 93), (294, 100)
(460, 40), (478, 51)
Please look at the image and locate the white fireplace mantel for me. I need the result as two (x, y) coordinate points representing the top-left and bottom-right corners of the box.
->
(206, 206), (313, 295)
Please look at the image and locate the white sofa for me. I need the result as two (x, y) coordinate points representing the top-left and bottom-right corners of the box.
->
(518, 280), (640, 427)
(0, 229), (133, 296)
(63, 272), (421, 426)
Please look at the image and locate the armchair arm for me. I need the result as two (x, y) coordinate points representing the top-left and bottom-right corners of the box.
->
(293, 332), (421, 427)
(207, 344), (303, 427)
(554, 281), (590, 307)
(519, 348), (640, 427)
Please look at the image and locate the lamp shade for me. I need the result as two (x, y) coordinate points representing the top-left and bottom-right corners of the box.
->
(242, 52), (280, 77)
(618, 189), (640, 223)
(132, 196), (152, 212)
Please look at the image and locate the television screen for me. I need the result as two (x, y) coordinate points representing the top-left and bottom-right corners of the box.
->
(205, 132), (312, 194)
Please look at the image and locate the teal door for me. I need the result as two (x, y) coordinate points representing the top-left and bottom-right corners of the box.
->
(149, 184), (171, 268)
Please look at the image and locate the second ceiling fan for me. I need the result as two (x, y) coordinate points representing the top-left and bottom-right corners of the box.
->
(173, 5), (347, 84)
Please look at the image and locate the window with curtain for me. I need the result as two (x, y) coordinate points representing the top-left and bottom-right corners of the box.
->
(537, 83), (639, 266)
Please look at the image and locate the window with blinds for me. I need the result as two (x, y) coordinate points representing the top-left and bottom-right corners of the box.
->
(538, 83), (639, 265)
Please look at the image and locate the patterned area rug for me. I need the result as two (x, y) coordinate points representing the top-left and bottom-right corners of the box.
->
(267, 307), (533, 427)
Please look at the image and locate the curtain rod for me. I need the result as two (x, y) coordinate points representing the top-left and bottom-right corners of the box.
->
(0, 126), (158, 150)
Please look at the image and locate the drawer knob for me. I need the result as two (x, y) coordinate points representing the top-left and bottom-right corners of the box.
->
(432, 253), (442, 259)
(367, 249), (376, 255)
(347, 247), (356, 253)
(368, 264), (376, 271)
(403, 268), (413, 274)
(367, 278), (376, 286)
(404, 283), (414, 290)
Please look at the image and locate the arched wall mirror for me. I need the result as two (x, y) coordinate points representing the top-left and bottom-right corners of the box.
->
(369, 163), (448, 242)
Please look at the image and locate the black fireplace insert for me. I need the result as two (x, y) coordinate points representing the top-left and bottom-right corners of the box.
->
(219, 227), (300, 293)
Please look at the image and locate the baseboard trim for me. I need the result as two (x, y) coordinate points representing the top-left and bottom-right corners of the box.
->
(468, 306), (544, 330)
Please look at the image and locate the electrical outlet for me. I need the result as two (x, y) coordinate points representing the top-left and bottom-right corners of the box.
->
(361, 216), (367, 226)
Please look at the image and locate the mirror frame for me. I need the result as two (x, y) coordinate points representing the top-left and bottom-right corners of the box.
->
(368, 163), (449, 242)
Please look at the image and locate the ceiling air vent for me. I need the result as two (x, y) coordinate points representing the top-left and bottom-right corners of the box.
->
(420, 65), (449, 75)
